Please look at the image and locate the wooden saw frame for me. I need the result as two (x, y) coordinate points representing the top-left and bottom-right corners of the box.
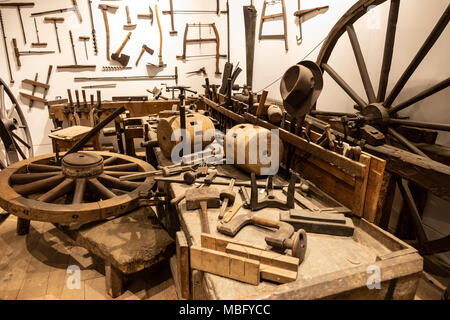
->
(176, 23), (227, 75)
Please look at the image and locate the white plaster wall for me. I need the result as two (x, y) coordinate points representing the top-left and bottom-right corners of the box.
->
(0, 0), (449, 250)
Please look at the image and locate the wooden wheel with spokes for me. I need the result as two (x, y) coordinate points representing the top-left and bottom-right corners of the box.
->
(0, 151), (154, 224)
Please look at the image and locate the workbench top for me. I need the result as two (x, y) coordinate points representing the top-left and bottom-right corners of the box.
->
(154, 148), (423, 300)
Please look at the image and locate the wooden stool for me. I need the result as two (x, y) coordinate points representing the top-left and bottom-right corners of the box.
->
(59, 207), (175, 298)
(49, 125), (102, 152)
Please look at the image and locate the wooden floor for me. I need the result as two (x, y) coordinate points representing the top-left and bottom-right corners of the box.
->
(0, 213), (446, 300)
(0, 214), (178, 300)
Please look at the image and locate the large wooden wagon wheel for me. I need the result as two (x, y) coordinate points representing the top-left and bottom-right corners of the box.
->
(0, 151), (154, 234)
(0, 77), (34, 168)
(310, 1), (450, 258)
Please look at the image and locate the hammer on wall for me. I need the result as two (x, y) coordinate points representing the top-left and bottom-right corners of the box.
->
(111, 32), (132, 66)
(135, 44), (154, 66)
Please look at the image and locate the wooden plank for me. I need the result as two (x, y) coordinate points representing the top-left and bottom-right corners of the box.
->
(190, 246), (260, 285)
(176, 231), (190, 300)
(363, 153), (386, 223)
(22, 79), (50, 89)
(353, 154), (371, 217)
(19, 92), (47, 103)
(201, 233), (266, 253)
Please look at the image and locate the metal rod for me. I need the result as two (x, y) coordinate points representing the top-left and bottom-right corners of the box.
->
(385, 4), (450, 108)
(69, 30), (77, 64)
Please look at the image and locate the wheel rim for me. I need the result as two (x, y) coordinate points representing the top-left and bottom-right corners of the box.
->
(0, 151), (154, 224)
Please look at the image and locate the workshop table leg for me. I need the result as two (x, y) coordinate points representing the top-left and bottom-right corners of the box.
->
(105, 262), (124, 298)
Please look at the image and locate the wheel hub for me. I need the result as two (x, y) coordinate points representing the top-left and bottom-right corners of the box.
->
(360, 103), (389, 122)
(62, 152), (104, 178)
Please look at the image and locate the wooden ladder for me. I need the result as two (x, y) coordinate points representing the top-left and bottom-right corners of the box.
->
(258, 0), (288, 51)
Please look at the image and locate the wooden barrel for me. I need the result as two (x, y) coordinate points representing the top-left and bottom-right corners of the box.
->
(157, 114), (216, 158)
(224, 124), (284, 176)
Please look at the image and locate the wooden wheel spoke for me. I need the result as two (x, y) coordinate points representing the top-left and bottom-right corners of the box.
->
(72, 178), (87, 204)
(0, 84), (6, 119)
(7, 104), (16, 119)
(387, 127), (428, 157)
(11, 137), (26, 160)
(346, 24), (376, 103)
(385, 4), (450, 108)
(13, 174), (65, 195)
(104, 171), (142, 178)
(88, 178), (116, 199)
(10, 172), (61, 184)
(11, 131), (31, 149)
(104, 163), (139, 172)
(37, 178), (75, 203)
(103, 156), (118, 166)
(322, 63), (368, 109)
(26, 163), (61, 173)
(98, 174), (141, 192)
(389, 77), (450, 114)
(396, 178), (428, 244)
(378, 0), (400, 102)
(388, 118), (450, 132)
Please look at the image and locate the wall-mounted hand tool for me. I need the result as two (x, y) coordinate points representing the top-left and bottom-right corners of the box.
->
(111, 32), (132, 66)
(82, 84), (116, 89)
(98, 4), (118, 61)
(74, 67), (178, 83)
(147, 87), (169, 100)
(102, 66), (132, 71)
(12, 38), (55, 67)
(44, 17), (64, 53)
(87, 0), (97, 55)
(155, 5), (166, 68)
(176, 23), (226, 75)
(135, 44), (154, 67)
(31, 0), (81, 23)
(19, 76), (51, 106)
(243, 1), (257, 88)
(163, 0), (228, 35)
(57, 30), (96, 70)
(0, 2), (34, 44)
(294, 1), (329, 44)
(123, 6), (136, 29)
(186, 67), (207, 76)
(0, 10), (14, 84)
(32, 18), (47, 47)
(79, 36), (90, 60)
(137, 6), (153, 26)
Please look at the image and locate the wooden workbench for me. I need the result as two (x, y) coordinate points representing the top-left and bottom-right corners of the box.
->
(153, 148), (423, 300)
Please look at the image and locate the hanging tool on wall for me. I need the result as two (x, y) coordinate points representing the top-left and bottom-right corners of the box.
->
(259, 0), (288, 51)
(294, 1), (329, 44)
(137, 6), (153, 26)
(135, 44), (154, 66)
(0, 10), (14, 84)
(0, 2), (34, 44)
(31, 0), (81, 23)
(74, 67), (178, 83)
(32, 18), (47, 47)
(87, 0), (98, 55)
(155, 4), (166, 68)
(79, 36), (90, 60)
(57, 30), (96, 70)
(186, 67), (207, 76)
(243, 1), (257, 88)
(176, 23), (226, 75)
(12, 38), (55, 67)
(44, 17), (64, 53)
(122, 6), (136, 29)
(163, 0), (227, 35)
(19, 67), (52, 107)
(111, 32), (132, 66)
(82, 84), (117, 89)
(102, 66), (132, 72)
(98, 4), (119, 61)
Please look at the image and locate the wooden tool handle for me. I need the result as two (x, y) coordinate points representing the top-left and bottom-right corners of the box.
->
(12, 38), (21, 67)
(256, 90), (268, 117)
(125, 6), (131, 24)
(199, 201), (211, 234)
(135, 47), (145, 66)
(44, 17), (64, 22)
(79, 36), (90, 40)
(170, 192), (186, 206)
(155, 4), (163, 63)
(115, 31), (132, 55)
(100, 9), (110, 61)
(251, 216), (280, 229)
